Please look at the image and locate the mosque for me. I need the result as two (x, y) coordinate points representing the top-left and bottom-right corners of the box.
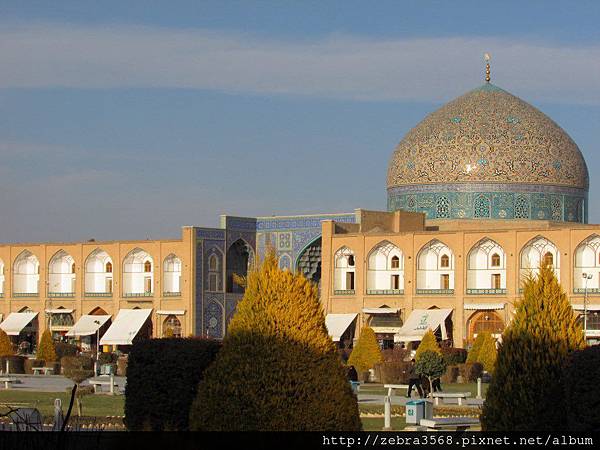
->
(1, 61), (599, 352)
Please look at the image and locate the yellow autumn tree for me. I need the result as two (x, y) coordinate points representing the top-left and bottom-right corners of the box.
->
(415, 329), (442, 360)
(37, 330), (57, 362)
(348, 326), (383, 373)
(0, 329), (14, 357)
(189, 250), (361, 431)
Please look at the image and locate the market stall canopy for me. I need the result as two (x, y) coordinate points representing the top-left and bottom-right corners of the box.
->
(99, 309), (152, 345)
(0, 312), (38, 336)
(362, 308), (400, 314)
(156, 310), (185, 315)
(463, 303), (505, 311)
(325, 314), (357, 342)
(394, 309), (452, 343)
(66, 315), (111, 337)
(572, 304), (600, 311)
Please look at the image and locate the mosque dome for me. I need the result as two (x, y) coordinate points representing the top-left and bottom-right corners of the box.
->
(386, 83), (589, 223)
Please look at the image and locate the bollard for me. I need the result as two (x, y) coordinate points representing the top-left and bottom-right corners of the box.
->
(53, 398), (64, 431)
(477, 377), (482, 399)
(383, 395), (392, 431)
(110, 374), (114, 395)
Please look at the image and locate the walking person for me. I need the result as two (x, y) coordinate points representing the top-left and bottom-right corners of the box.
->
(432, 377), (442, 393)
(406, 359), (424, 398)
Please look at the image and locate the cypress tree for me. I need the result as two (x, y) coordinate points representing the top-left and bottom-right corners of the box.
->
(37, 329), (57, 362)
(477, 332), (498, 373)
(466, 332), (486, 363)
(415, 329), (441, 360)
(0, 329), (13, 357)
(348, 326), (382, 373)
(480, 264), (584, 431)
(189, 251), (361, 431)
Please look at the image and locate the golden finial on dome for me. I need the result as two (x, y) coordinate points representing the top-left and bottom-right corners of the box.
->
(484, 53), (491, 83)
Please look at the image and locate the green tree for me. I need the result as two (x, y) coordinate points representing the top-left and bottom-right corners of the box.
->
(415, 329), (441, 361)
(189, 251), (361, 431)
(466, 332), (486, 363)
(37, 329), (57, 362)
(480, 265), (585, 431)
(348, 326), (382, 373)
(477, 332), (498, 373)
(0, 329), (14, 358)
(415, 350), (447, 397)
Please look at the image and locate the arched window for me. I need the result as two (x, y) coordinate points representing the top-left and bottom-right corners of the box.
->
(366, 241), (404, 294)
(520, 236), (560, 283)
(468, 311), (504, 343)
(48, 250), (76, 296)
(440, 254), (450, 268)
(163, 254), (182, 295)
(573, 235), (600, 292)
(209, 254), (218, 271)
(226, 240), (253, 294)
(163, 315), (182, 338)
(334, 246), (356, 293)
(85, 249), (113, 295)
(491, 253), (500, 267)
(123, 248), (154, 296)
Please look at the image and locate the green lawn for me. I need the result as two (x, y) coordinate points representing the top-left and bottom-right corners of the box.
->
(0, 391), (124, 418)
(361, 416), (406, 431)
(358, 382), (488, 398)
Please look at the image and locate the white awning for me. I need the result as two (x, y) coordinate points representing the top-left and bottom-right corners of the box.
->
(66, 315), (111, 337)
(362, 308), (400, 314)
(0, 312), (39, 336)
(572, 304), (600, 311)
(100, 309), (152, 345)
(45, 309), (74, 314)
(371, 327), (403, 334)
(156, 310), (186, 315)
(463, 303), (505, 311)
(325, 314), (357, 342)
(394, 309), (453, 343)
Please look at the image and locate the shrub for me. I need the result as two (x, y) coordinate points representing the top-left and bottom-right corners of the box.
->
(381, 347), (410, 363)
(378, 361), (412, 384)
(477, 333), (498, 373)
(0, 355), (26, 373)
(0, 329), (14, 357)
(348, 327), (382, 374)
(457, 362), (483, 382)
(124, 337), (221, 431)
(62, 355), (97, 416)
(441, 365), (460, 384)
(481, 265), (585, 431)
(415, 350), (447, 397)
(415, 330), (441, 360)
(55, 342), (78, 360)
(441, 347), (467, 365)
(36, 330), (57, 362)
(189, 251), (361, 431)
(564, 345), (600, 431)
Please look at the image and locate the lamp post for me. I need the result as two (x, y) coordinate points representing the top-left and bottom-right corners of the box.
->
(582, 273), (592, 346)
(94, 319), (101, 374)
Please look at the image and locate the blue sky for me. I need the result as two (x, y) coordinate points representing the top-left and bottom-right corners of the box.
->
(1, 1), (599, 242)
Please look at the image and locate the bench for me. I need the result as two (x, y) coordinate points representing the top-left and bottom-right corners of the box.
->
(384, 384), (410, 397)
(431, 392), (471, 406)
(420, 417), (479, 431)
(0, 377), (17, 390)
(89, 377), (118, 394)
(32, 367), (54, 375)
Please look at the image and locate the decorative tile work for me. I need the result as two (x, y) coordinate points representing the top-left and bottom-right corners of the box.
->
(256, 214), (355, 231)
(388, 189), (586, 223)
(196, 228), (225, 240)
(204, 296), (224, 339)
(387, 83), (588, 191)
(278, 253), (291, 270)
(278, 232), (292, 251)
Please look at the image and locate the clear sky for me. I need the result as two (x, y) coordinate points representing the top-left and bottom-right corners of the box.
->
(1, 1), (599, 242)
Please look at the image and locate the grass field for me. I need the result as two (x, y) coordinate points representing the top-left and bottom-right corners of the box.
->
(0, 391), (124, 418)
(361, 416), (406, 431)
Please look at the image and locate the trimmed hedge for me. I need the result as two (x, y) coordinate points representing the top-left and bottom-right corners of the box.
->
(124, 337), (221, 431)
(457, 362), (483, 382)
(55, 342), (78, 360)
(0, 355), (26, 373)
(377, 361), (412, 384)
(564, 345), (600, 431)
(441, 347), (467, 366)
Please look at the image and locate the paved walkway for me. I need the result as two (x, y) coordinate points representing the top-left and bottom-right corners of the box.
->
(0, 374), (127, 392)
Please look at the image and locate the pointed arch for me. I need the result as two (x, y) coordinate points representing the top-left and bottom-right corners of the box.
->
(226, 239), (254, 294)
(123, 248), (154, 296)
(367, 241), (404, 294)
(163, 253), (182, 295)
(334, 246), (356, 293)
(84, 248), (114, 296)
(48, 250), (76, 296)
(520, 235), (560, 282)
(573, 234), (600, 292)
(13, 250), (40, 295)
(295, 236), (322, 286)
(466, 238), (506, 293)
(416, 240), (454, 293)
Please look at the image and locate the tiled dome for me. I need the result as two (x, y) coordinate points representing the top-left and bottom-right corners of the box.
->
(386, 84), (589, 222)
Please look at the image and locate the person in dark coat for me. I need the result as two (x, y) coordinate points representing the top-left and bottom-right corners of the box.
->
(432, 377), (442, 392)
(347, 365), (358, 382)
(406, 359), (424, 398)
